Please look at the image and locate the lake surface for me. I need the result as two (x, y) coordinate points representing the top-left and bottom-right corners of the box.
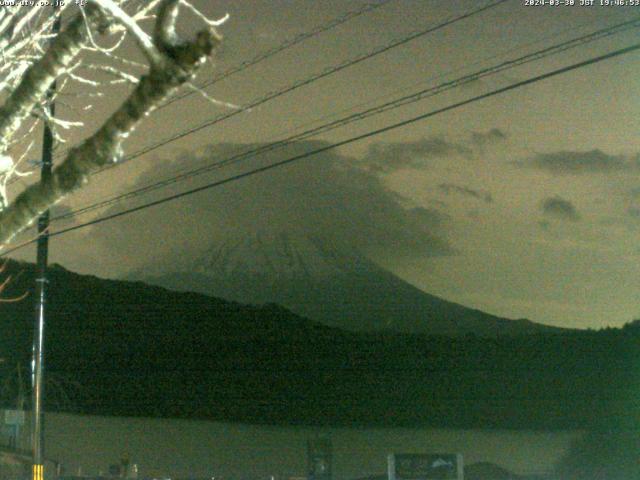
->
(30, 412), (582, 479)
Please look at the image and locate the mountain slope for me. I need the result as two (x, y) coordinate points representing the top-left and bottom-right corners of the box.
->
(138, 231), (563, 337)
(0, 259), (636, 430)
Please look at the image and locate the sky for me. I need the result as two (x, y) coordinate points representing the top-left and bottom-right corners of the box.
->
(6, 0), (640, 330)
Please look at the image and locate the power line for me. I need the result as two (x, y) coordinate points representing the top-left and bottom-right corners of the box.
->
(289, 13), (640, 139)
(155, 0), (395, 113)
(64, 0), (509, 179)
(286, 13), (614, 138)
(2, 39), (637, 257)
(45, 0), (395, 165)
(52, 16), (640, 222)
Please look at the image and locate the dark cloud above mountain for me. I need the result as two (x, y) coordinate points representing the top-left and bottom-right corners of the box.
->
(94, 141), (455, 273)
(541, 196), (580, 222)
(522, 149), (631, 175)
(362, 137), (470, 173)
(471, 128), (506, 147)
(438, 183), (492, 203)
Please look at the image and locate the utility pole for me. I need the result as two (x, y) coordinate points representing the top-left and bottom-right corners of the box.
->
(31, 9), (60, 480)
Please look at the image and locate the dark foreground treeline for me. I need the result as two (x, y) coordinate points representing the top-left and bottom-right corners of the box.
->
(0, 261), (637, 433)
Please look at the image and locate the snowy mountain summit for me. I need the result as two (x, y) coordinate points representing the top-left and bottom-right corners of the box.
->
(193, 230), (370, 280)
(140, 229), (561, 336)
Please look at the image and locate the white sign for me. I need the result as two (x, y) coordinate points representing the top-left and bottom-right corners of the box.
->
(4, 410), (25, 426)
(388, 453), (463, 480)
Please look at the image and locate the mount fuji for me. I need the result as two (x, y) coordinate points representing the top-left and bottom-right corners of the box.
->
(134, 230), (563, 337)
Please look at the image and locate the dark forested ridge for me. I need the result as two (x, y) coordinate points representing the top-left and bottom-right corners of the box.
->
(0, 260), (637, 431)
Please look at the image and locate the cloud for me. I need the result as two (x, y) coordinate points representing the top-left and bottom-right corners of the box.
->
(522, 149), (631, 175)
(470, 128), (506, 147)
(541, 196), (580, 222)
(362, 137), (470, 173)
(438, 183), (492, 203)
(92, 141), (455, 275)
(359, 131), (507, 174)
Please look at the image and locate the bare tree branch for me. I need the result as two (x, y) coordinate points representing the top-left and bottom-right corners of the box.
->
(89, 0), (164, 66)
(0, 5), (110, 154)
(0, 0), (223, 245)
